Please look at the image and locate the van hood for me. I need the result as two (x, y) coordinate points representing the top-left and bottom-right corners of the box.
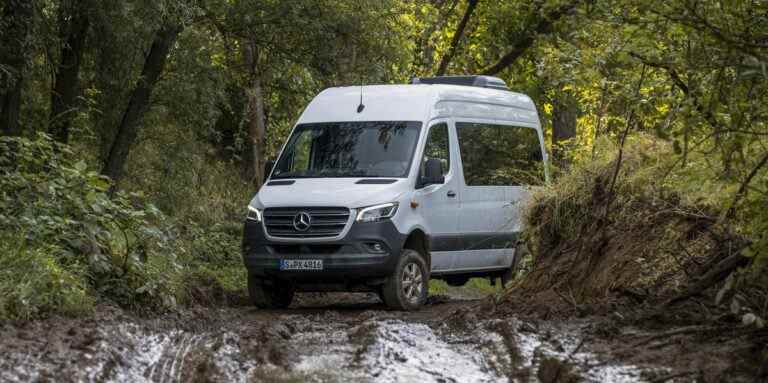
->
(251, 178), (408, 209)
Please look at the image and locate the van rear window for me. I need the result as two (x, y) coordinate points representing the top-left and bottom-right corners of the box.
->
(456, 122), (545, 186)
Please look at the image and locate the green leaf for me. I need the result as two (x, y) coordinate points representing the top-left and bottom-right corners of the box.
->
(74, 160), (87, 173)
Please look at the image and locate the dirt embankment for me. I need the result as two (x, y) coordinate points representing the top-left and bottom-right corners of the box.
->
(488, 138), (768, 382)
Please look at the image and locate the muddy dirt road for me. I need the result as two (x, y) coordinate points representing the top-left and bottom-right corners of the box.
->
(0, 292), (669, 382)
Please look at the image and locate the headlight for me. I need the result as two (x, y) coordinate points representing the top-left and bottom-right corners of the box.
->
(356, 202), (398, 223)
(246, 205), (262, 222)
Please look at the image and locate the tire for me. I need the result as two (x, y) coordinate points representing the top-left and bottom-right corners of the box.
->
(248, 275), (294, 309)
(381, 249), (429, 310)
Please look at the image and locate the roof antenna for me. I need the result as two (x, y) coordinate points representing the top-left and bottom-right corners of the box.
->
(356, 78), (365, 113)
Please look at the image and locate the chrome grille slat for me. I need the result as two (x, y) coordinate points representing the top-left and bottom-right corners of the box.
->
(264, 207), (350, 239)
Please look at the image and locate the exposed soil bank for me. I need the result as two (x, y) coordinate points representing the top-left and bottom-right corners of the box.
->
(502, 137), (768, 382)
(0, 292), (678, 383)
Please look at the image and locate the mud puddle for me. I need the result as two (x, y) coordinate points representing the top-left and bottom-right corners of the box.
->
(0, 293), (664, 382)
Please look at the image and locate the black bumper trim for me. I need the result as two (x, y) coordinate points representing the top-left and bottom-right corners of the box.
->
(242, 219), (407, 282)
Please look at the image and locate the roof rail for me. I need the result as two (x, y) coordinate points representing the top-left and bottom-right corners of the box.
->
(410, 75), (509, 91)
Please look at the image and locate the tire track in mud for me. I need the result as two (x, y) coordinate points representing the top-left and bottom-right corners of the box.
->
(0, 295), (661, 382)
(356, 319), (500, 382)
(284, 316), (504, 382)
(0, 322), (257, 383)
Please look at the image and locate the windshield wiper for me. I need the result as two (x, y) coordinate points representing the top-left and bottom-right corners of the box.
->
(273, 169), (388, 179)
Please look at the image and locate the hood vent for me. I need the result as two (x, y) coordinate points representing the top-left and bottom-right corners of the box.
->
(355, 179), (397, 185)
(266, 180), (296, 186)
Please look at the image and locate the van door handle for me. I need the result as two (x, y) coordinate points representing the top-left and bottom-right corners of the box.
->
(447, 191), (456, 198)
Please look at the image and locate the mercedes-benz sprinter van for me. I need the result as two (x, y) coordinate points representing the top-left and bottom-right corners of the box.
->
(242, 75), (548, 310)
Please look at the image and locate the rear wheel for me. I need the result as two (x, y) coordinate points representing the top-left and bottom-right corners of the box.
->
(248, 275), (294, 309)
(381, 249), (429, 310)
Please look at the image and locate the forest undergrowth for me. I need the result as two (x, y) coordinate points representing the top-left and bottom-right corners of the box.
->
(0, 134), (248, 320)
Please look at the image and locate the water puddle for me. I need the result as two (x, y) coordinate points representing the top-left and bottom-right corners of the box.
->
(290, 318), (503, 382)
(0, 312), (661, 382)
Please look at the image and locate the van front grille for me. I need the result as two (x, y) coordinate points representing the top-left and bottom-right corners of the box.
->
(263, 207), (350, 238)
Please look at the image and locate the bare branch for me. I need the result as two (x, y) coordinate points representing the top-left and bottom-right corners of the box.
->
(720, 151), (768, 223)
(435, 0), (479, 76)
(480, 0), (582, 75)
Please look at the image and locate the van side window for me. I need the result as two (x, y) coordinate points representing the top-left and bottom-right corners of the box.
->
(456, 122), (544, 186)
(421, 123), (450, 177)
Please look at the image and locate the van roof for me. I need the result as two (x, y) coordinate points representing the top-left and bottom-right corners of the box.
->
(297, 84), (539, 126)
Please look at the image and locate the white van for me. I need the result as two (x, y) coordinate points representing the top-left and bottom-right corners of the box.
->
(242, 75), (548, 310)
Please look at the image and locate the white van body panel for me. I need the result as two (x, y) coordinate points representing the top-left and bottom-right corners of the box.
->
(299, 86), (434, 124)
(250, 83), (546, 273)
(256, 178), (408, 208)
(411, 118), (460, 272)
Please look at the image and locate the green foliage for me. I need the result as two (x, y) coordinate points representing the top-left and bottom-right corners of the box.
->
(123, 115), (252, 225)
(120, 118), (249, 303)
(0, 133), (253, 319)
(0, 134), (182, 317)
(0, 239), (93, 320)
(742, 194), (768, 286)
(176, 221), (246, 304)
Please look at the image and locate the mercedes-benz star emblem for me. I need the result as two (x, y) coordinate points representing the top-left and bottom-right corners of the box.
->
(293, 212), (312, 232)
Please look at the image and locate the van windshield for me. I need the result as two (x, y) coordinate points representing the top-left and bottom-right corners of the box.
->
(271, 121), (422, 179)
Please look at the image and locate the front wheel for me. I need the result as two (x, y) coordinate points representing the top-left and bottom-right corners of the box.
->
(381, 249), (429, 310)
(248, 275), (294, 309)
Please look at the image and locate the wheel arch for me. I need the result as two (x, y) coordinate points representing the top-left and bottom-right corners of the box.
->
(403, 228), (430, 270)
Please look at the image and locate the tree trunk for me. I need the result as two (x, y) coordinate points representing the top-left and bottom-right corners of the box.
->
(435, 0), (479, 76)
(242, 41), (267, 188)
(551, 91), (579, 165)
(48, 0), (90, 143)
(101, 24), (181, 185)
(0, 0), (34, 136)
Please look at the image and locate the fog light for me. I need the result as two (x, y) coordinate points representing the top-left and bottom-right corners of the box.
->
(364, 242), (387, 254)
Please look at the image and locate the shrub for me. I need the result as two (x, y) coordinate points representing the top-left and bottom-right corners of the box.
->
(176, 222), (247, 305)
(0, 239), (94, 320)
(0, 134), (183, 317)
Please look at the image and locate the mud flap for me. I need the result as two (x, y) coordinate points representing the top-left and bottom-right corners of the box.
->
(501, 241), (527, 288)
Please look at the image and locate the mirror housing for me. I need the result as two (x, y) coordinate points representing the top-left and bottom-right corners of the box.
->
(418, 158), (445, 188)
(263, 160), (275, 183)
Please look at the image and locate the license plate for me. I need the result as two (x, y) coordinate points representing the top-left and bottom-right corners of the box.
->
(280, 259), (323, 270)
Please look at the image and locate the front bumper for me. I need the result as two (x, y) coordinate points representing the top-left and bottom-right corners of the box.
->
(242, 218), (407, 283)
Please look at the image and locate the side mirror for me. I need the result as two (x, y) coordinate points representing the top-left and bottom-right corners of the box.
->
(419, 158), (445, 188)
(264, 160), (275, 183)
